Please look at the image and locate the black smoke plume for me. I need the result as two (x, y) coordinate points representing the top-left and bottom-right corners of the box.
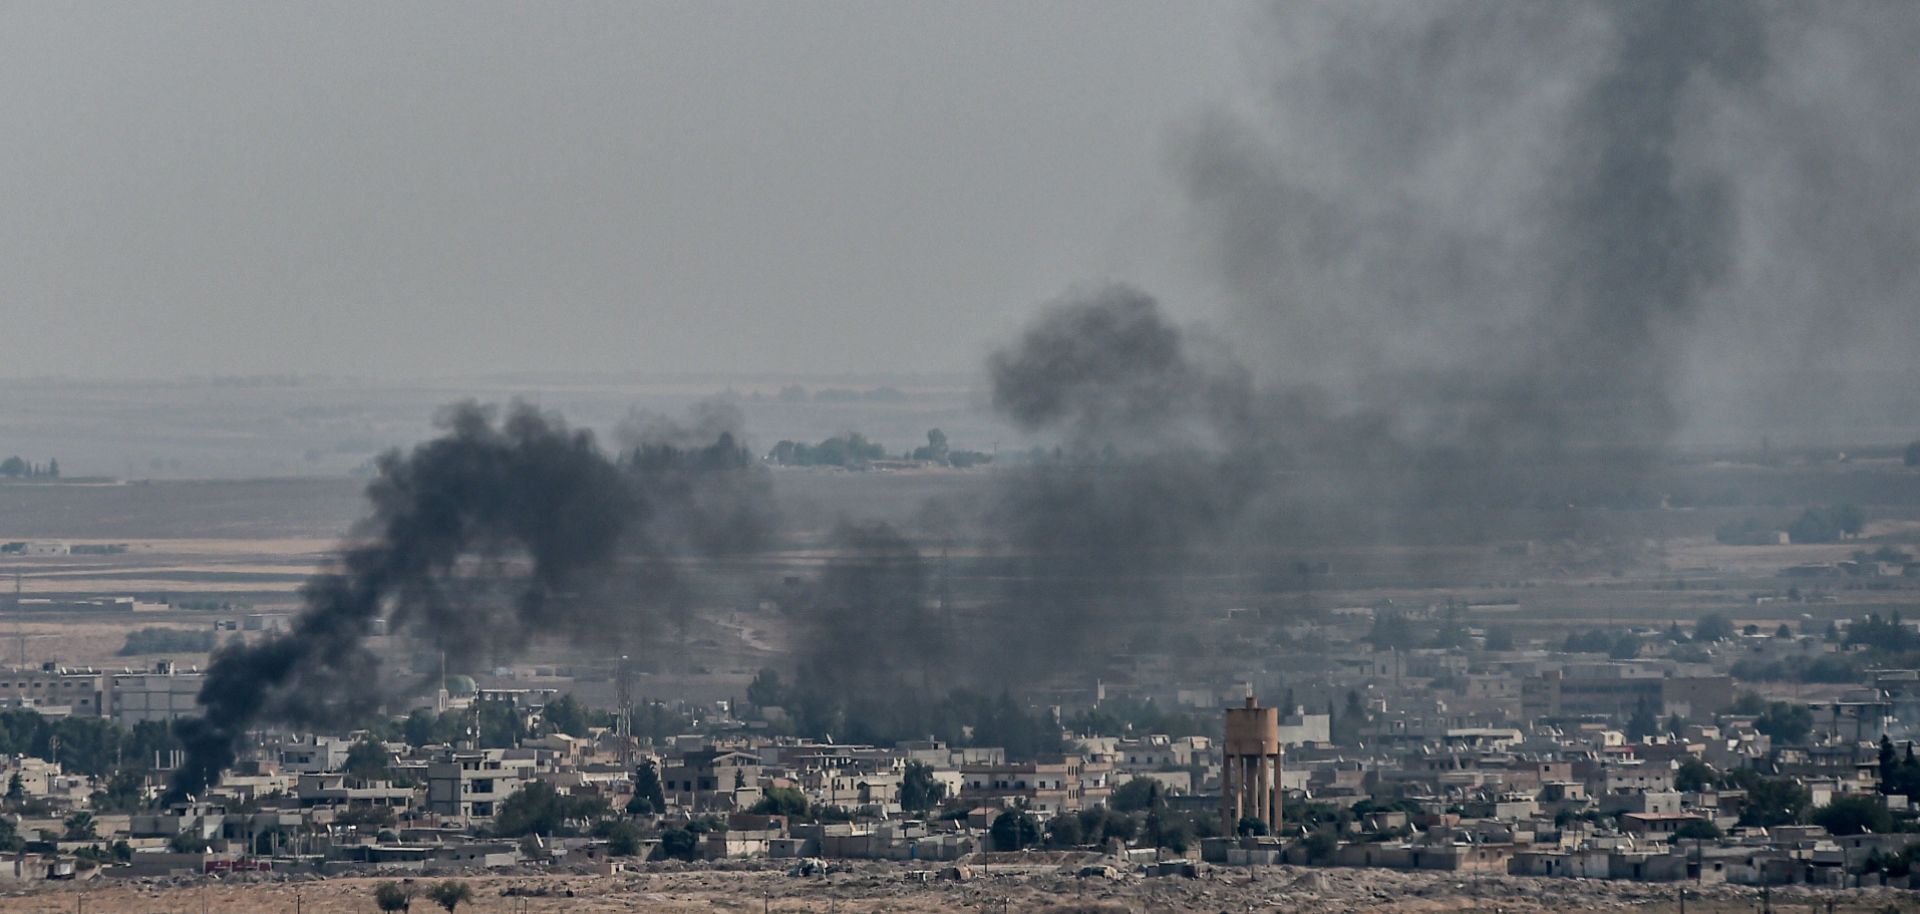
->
(1187, 0), (1920, 464)
(170, 402), (768, 800)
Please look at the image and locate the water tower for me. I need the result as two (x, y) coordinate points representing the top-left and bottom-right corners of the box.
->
(1221, 696), (1283, 835)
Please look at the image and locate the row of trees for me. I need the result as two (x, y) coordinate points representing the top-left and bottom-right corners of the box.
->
(118, 627), (217, 656)
(375, 880), (474, 913)
(0, 456), (57, 478)
(0, 711), (180, 781)
(765, 429), (991, 468)
(766, 434), (886, 467)
(1715, 503), (1866, 545)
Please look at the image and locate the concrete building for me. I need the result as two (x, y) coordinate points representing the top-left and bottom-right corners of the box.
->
(0, 665), (104, 716)
(109, 661), (205, 725)
(426, 749), (532, 821)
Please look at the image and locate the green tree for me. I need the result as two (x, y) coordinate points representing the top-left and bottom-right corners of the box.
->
(746, 668), (786, 709)
(374, 882), (414, 913)
(1044, 813), (1083, 847)
(1237, 815), (1269, 836)
(592, 818), (643, 856)
(1754, 702), (1814, 745)
(911, 429), (950, 463)
(900, 760), (943, 814)
(1906, 440), (1920, 467)
(0, 456), (25, 478)
(1302, 825), (1338, 863)
(657, 826), (700, 860)
(540, 694), (592, 737)
(1483, 625), (1516, 652)
(1694, 613), (1734, 643)
(345, 737), (392, 782)
(633, 759), (666, 813)
(493, 781), (608, 837)
(1676, 757), (1715, 792)
(62, 811), (96, 840)
(1675, 819), (1722, 840)
(425, 880), (474, 914)
(750, 786), (808, 818)
(989, 809), (1040, 851)
(1724, 769), (1810, 827)
(1110, 777), (1165, 813)
(167, 832), (211, 853)
(1812, 794), (1892, 836)
(1626, 697), (1659, 741)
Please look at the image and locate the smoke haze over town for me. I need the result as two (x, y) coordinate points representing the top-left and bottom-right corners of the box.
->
(1, 3), (1919, 910)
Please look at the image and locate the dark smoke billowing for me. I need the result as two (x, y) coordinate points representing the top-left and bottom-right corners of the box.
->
(171, 403), (768, 799)
(1187, 0), (1920, 456)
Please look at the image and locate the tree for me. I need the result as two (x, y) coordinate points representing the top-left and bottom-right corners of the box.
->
(746, 668), (786, 709)
(1609, 631), (1641, 660)
(541, 694), (592, 737)
(1626, 697), (1659, 741)
(6, 773), (23, 803)
(1774, 623), (1793, 639)
(989, 809), (1040, 851)
(1483, 625), (1516, 652)
(1724, 769), (1811, 828)
(1907, 441), (1920, 467)
(345, 737), (392, 783)
(1676, 757), (1715, 793)
(1813, 794), (1893, 836)
(634, 759), (666, 813)
(900, 761), (943, 814)
(1694, 613), (1734, 643)
(593, 818), (643, 856)
(1110, 777), (1165, 813)
(374, 882), (414, 913)
(911, 429), (950, 463)
(493, 781), (608, 837)
(1788, 505), (1865, 544)
(1237, 815), (1269, 836)
(425, 880), (474, 914)
(1754, 702), (1814, 745)
(1044, 813), (1084, 848)
(657, 826), (700, 860)
(0, 457), (25, 478)
(63, 811), (97, 841)
(750, 786), (808, 818)
(1302, 825), (1338, 863)
(167, 832), (210, 853)
(1675, 819), (1722, 840)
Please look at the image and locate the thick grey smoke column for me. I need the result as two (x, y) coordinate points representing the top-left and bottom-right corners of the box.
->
(171, 403), (768, 799)
(1186, 0), (1920, 458)
(984, 286), (1269, 664)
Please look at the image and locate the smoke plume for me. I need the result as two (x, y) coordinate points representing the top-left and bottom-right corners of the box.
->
(170, 402), (768, 799)
(1186, 0), (1920, 458)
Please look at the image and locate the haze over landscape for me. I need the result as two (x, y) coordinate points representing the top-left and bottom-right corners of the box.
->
(2, 4), (1920, 913)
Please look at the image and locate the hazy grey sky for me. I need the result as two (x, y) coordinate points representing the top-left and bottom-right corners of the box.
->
(0, 2), (1249, 380)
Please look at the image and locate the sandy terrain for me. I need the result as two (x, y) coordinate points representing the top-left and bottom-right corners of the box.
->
(3, 863), (1917, 914)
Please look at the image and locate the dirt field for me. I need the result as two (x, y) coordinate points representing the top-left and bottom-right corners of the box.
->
(5, 863), (1920, 914)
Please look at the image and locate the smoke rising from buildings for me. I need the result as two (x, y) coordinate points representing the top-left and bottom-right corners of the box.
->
(171, 2), (1920, 770)
(1185, 0), (1920, 456)
(170, 402), (769, 799)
